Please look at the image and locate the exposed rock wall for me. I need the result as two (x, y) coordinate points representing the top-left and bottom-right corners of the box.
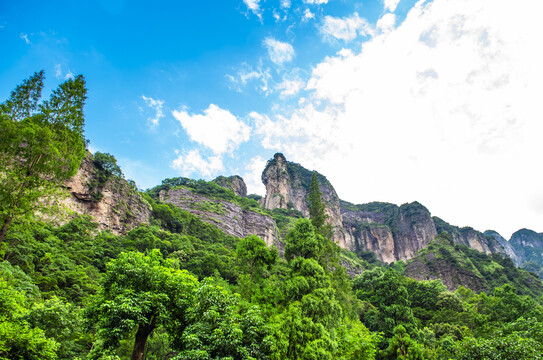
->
(159, 187), (280, 248)
(484, 230), (521, 266)
(212, 175), (248, 197)
(433, 217), (506, 257)
(62, 155), (152, 234)
(341, 201), (438, 263)
(261, 153), (345, 246)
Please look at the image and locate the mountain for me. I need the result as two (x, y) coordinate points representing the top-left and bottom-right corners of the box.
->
(260, 153), (345, 244)
(404, 233), (543, 297)
(61, 153), (151, 234)
(60, 152), (543, 287)
(259, 153), (513, 264)
(147, 177), (280, 249)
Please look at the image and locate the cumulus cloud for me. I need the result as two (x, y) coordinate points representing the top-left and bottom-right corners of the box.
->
(141, 95), (164, 127)
(377, 13), (396, 33)
(172, 104), (250, 154)
(243, 156), (267, 195)
(256, 0), (543, 238)
(276, 76), (304, 97)
(172, 149), (223, 178)
(384, 0), (400, 12)
(303, 9), (315, 21)
(320, 13), (373, 42)
(263, 37), (295, 65)
(280, 0), (291, 9)
(243, 0), (262, 19)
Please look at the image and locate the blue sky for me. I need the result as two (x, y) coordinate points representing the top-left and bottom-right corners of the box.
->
(2, 0), (542, 238)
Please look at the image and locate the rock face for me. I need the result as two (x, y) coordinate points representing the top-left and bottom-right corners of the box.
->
(212, 175), (248, 197)
(259, 153), (507, 264)
(509, 229), (543, 268)
(341, 201), (438, 263)
(433, 217), (505, 256)
(406, 252), (487, 292)
(62, 155), (152, 234)
(484, 230), (521, 266)
(159, 187), (280, 248)
(261, 153), (345, 246)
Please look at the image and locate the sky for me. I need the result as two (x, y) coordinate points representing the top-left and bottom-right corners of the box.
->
(1, 0), (542, 239)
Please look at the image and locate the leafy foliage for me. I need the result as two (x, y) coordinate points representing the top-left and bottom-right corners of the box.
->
(0, 71), (87, 244)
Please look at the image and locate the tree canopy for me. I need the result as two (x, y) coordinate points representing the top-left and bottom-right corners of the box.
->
(0, 71), (87, 244)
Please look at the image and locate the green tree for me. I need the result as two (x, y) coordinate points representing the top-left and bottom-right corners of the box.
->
(284, 219), (323, 261)
(455, 334), (543, 360)
(0, 71), (87, 244)
(236, 235), (277, 282)
(308, 172), (331, 238)
(380, 325), (425, 360)
(176, 279), (273, 360)
(0, 279), (59, 360)
(93, 152), (123, 177)
(85, 250), (199, 360)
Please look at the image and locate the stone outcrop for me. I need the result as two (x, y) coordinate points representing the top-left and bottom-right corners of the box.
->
(406, 252), (488, 292)
(159, 187), (280, 248)
(212, 175), (248, 197)
(61, 154), (152, 234)
(341, 201), (438, 263)
(510, 229), (543, 256)
(259, 153), (508, 264)
(433, 217), (506, 256)
(261, 153), (345, 246)
(484, 230), (521, 266)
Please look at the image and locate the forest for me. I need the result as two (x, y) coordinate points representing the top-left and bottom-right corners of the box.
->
(1, 73), (543, 360)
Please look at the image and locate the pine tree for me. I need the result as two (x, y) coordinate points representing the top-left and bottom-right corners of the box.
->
(308, 172), (331, 237)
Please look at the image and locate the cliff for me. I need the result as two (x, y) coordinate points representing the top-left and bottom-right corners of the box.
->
(341, 201), (438, 263)
(484, 230), (521, 266)
(62, 154), (152, 234)
(212, 175), (248, 197)
(405, 234), (543, 297)
(260, 153), (345, 246)
(159, 186), (280, 248)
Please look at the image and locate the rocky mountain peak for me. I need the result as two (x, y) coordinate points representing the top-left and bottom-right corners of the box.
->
(212, 175), (248, 197)
(260, 153), (345, 245)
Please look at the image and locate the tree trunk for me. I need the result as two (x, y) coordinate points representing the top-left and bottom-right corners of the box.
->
(131, 317), (156, 360)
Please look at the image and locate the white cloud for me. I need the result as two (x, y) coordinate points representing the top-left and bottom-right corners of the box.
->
(226, 63), (272, 94)
(263, 37), (295, 65)
(384, 0), (400, 12)
(303, 9), (315, 21)
(243, 0), (262, 19)
(172, 149), (223, 178)
(141, 95), (164, 127)
(55, 64), (74, 80)
(256, 0), (543, 238)
(377, 13), (396, 33)
(172, 104), (250, 154)
(243, 156), (267, 195)
(304, 0), (328, 4)
(320, 13), (373, 42)
(55, 64), (62, 78)
(20, 33), (30, 44)
(281, 0), (291, 9)
(276, 77), (304, 97)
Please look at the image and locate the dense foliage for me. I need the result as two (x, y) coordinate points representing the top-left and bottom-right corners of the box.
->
(0, 71), (87, 244)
